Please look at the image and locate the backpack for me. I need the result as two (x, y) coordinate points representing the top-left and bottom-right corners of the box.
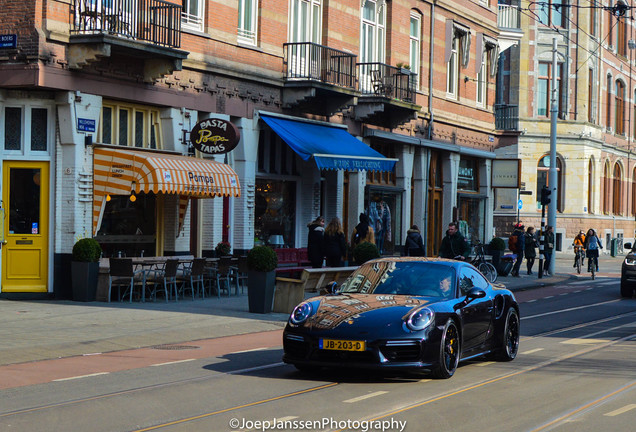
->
(508, 234), (518, 253)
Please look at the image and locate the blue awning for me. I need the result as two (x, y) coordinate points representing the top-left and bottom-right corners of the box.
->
(260, 115), (397, 172)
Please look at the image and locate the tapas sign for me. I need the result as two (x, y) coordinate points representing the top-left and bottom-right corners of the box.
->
(190, 118), (240, 154)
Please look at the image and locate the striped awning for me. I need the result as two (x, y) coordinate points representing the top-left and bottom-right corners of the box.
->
(92, 146), (241, 235)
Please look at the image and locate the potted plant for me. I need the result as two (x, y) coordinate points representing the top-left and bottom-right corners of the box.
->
(488, 237), (506, 272)
(353, 241), (380, 265)
(71, 238), (102, 302)
(215, 241), (231, 257)
(246, 245), (278, 313)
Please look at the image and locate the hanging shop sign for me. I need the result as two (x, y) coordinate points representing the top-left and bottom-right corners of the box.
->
(190, 118), (240, 154)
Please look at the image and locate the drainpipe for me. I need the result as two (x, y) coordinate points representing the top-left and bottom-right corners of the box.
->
(428, 1), (436, 139)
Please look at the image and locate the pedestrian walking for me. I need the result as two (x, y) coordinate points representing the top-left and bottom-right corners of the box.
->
(438, 221), (469, 261)
(307, 216), (325, 268)
(509, 223), (526, 277)
(524, 226), (538, 275)
(324, 217), (346, 267)
(404, 225), (425, 256)
(543, 225), (555, 276)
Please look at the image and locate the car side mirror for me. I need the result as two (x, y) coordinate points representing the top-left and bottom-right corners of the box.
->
(466, 287), (486, 299)
(625, 242), (633, 250)
(325, 281), (339, 295)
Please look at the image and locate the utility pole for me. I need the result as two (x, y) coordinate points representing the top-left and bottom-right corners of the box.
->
(548, 37), (558, 275)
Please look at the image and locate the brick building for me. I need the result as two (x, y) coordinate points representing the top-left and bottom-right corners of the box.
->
(0, 0), (503, 298)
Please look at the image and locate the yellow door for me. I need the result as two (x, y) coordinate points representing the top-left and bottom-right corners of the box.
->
(1, 161), (49, 293)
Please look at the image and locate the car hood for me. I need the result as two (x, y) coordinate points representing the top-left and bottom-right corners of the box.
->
(299, 293), (436, 334)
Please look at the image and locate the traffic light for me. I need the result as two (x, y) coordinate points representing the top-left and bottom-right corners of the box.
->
(540, 186), (551, 205)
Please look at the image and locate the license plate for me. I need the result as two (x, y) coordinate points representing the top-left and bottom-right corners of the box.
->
(319, 339), (366, 352)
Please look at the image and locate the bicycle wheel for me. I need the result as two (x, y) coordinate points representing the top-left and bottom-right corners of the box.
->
(576, 255), (581, 274)
(478, 262), (497, 283)
(589, 258), (595, 280)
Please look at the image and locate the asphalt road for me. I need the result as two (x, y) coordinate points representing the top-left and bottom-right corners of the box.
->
(1, 273), (634, 432)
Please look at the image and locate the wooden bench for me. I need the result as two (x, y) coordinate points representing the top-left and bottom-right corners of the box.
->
(274, 248), (311, 277)
(273, 266), (358, 314)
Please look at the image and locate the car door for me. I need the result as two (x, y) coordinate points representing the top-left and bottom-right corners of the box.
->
(457, 266), (493, 351)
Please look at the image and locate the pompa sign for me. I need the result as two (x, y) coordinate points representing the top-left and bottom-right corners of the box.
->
(190, 118), (240, 154)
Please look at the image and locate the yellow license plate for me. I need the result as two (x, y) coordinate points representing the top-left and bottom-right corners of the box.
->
(319, 339), (366, 352)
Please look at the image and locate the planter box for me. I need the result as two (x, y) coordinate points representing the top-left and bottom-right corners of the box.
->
(71, 261), (99, 302)
(247, 270), (276, 313)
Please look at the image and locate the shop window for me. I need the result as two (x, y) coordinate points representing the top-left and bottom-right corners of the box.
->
(458, 195), (485, 245)
(458, 158), (478, 191)
(2, 106), (50, 153)
(258, 128), (298, 175)
(95, 194), (157, 257)
(99, 102), (162, 149)
(367, 142), (396, 186)
(366, 189), (401, 255)
(254, 179), (296, 247)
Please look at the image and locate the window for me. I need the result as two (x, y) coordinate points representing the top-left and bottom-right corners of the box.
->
(588, 159), (594, 213)
(537, 62), (562, 117)
(603, 161), (610, 213)
(588, 69), (595, 123)
(2, 106), (50, 153)
(538, 0), (566, 27)
(99, 102), (162, 149)
(632, 167), (636, 216)
(606, 74), (612, 129)
(615, 80), (625, 135)
(409, 12), (421, 90)
(590, 1), (597, 37)
(181, 0), (204, 32)
(445, 20), (470, 99)
(617, 10), (627, 56)
(613, 162), (623, 214)
(477, 50), (486, 107)
(537, 155), (563, 212)
(360, 0), (386, 64)
(447, 35), (459, 98)
(238, 0), (258, 45)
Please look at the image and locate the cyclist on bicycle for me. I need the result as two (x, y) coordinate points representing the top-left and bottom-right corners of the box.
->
(584, 228), (603, 272)
(573, 230), (586, 268)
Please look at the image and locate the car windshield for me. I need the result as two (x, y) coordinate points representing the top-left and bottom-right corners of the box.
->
(340, 261), (457, 298)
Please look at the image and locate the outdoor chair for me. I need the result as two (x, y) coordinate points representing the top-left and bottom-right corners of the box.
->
(145, 259), (179, 302)
(108, 258), (146, 302)
(215, 256), (238, 297)
(178, 258), (206, 300)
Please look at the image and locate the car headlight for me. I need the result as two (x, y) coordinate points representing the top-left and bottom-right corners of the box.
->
(290, 302), (313, 325)
(405, 307), (434, 331)
(625, 256), (636, 265)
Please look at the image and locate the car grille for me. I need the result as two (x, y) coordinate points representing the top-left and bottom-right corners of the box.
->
(284, 334), (310, 359)
(379, 341), (422, 362)
(313, 349), (376, 363)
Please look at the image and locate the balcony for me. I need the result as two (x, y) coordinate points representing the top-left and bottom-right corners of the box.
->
(282, 42), (359, 116)
(498, 3), (523, 51)
(68, 0), (188, 81)
(495, 104), (519, 131)
(354, 63), (421, 128)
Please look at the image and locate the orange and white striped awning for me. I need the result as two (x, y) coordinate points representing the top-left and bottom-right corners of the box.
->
(93, 146), (241, 235)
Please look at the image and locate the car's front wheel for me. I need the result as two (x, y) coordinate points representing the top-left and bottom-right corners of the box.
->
(495, 308), (520, 361)
(432, 320), (460, 379)
(620, 278), (634, 298)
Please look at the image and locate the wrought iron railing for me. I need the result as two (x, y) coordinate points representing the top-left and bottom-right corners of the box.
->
(283, 42), (357, 89)
(498, 4), (521, 29)
(495, 104), (519, 130)
(357, 62), (417, 103)
(70, 0), (181, 48)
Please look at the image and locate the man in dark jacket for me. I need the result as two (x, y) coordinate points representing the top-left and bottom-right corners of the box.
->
(438, 222), (470, 260)
(307, 216), (325, 268)
(510, 223), (526, 277)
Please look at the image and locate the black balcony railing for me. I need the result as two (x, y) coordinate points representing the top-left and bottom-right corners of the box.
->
(357, 63), (416, 103)
(70, 0), (181, 48)
(495, 104), (519, 130)
(283, 42), (357, 89)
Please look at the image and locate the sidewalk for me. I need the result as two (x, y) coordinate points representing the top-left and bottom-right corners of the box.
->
(0, 254), (624, 367)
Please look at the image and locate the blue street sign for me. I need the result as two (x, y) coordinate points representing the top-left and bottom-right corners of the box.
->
(0, 34), (17, 49)
(518, 199), (523, 210)
(77, 118), (96, 132)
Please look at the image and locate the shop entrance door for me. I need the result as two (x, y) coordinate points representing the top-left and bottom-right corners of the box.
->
(427, 190), (443, 256)
(1, 161), (49, 293)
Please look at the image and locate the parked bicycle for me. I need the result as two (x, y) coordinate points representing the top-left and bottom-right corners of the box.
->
(471, 241), (497, 283)
(574, 246), (585, 274)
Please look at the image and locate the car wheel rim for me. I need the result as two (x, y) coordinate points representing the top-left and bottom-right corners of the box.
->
(506, 312), (520, 357)
(443, 324), (459, 372)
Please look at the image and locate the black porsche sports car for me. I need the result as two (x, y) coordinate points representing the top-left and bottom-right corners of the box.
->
(283, 258), (520, 378)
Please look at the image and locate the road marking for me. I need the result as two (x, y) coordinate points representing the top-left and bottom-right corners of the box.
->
(523, 299), (620, 320)
(559, 293), (569, 296)
(521, 348), (544, 355)
(275, 416), (299, 422)
(604, 404), (636, 417)
(82, 352), (102, 356)
(418, 379), (432, 383)
(570, 280), (593, 285)
(344, 391), (389, 403)
(474, 361), (496, 367)
(599, 281), (616, 285)
(561, 338), (609, 345)
(232, 347), (269, 354)
(53, 372), (109, 381)
(544, 296), (554, 299)
(151, 359), (196, 367)
(527, 299), (537, 303)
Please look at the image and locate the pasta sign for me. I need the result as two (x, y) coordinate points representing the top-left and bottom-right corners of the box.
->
(190, 118), (240, 154)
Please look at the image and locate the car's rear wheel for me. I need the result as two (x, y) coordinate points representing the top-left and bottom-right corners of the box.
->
(620, 278), (634, 298)
(495, 308), (520, 361)
(432, 320), (460, 379)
